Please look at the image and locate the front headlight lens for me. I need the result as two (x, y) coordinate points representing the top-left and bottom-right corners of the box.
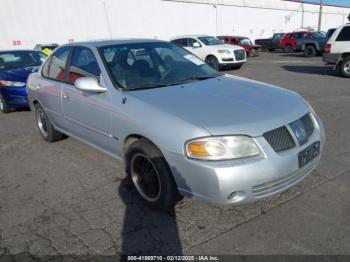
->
(186, 136), (261, 161)
(0, 80), (26, 87)
(217, 49), (231, 54)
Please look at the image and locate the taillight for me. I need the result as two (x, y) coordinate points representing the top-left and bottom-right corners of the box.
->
(325, 44), (331, 53)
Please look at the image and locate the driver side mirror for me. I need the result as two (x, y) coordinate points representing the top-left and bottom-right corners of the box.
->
(192, 42), (201, 48)
(74, 77), (107, 93)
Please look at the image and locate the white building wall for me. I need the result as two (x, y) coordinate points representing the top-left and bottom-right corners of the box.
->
(0, 0), (349, 49)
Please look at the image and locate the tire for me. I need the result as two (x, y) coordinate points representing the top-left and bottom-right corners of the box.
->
(304, 45), (317, 58)
(284, 45), (293, 53)
(205, 55), (220, 71)
(125, 138), (181, 211)
(35, 103), (65, 142)
(231, 64), (243, 70)
(268, 48), (275, 52)
(339, 57), (350, 78)
(0, 94), (11, 113)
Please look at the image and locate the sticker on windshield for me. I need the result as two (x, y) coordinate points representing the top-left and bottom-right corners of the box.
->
(184, 54), (205, 65)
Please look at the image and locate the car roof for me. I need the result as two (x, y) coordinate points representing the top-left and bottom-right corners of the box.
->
(60, 38), (167, 48)
(218, 36), (248, 39)
(171, 35), (213, 40)
(0, 49), (41, 53)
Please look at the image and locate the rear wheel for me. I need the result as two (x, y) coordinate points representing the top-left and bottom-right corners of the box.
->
(339, 57), (350, 78)
(126, 139), (181, 211)
(284, 45), (293, 53)
(35, 104), (65, 142)
(304, 45), (317, 58)
(205, 55), (220, 71)
(0, 94), (11, 113)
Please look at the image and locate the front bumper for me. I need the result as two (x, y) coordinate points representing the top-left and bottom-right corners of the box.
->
(0, 86), (28, 108)
(164, 114), (325, 205)
(218, 54), (246, 65)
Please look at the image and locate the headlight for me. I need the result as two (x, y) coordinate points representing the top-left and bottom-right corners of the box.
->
(185, 136), (261, 161)
(0, 80), (26, 87)
(217, 49), (231, 54)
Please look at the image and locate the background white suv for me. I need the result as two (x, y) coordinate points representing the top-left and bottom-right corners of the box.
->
(171, 35), (246, 70)
(323, 23), (350, 77)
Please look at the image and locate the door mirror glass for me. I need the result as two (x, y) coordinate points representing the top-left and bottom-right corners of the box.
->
(74, 77), (107, 93)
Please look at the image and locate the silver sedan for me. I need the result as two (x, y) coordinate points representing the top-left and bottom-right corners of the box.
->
(27, 39), (325, 211)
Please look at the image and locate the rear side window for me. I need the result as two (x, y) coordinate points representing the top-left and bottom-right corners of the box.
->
(171, 38), (188, 47)
(47, 47), (70, 81)
(336, 26), (350, 41)
(67, 47), (101, 84)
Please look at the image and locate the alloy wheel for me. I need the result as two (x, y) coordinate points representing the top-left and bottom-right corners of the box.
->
(130, 153), (162, 202)
(36, 107), (48, 138)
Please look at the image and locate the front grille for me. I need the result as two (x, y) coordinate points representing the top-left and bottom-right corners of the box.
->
(234, 50), (246, 61)
(263, 126), (296, 152)
(264, 113), (315, 152)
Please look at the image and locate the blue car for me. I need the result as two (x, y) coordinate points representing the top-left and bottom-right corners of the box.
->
(0, 50), (46, 113)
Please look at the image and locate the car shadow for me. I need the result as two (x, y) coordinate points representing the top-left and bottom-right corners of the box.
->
(118, 163), (191, 257)
(279, 53), (308, 58)
(281, 65), (338, 76)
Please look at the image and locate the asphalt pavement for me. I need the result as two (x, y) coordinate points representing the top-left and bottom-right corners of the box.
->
(0, 52), (349, 259)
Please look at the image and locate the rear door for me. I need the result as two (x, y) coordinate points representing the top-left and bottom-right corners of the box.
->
(38, 46), (71, 128)
(61, 46), (112, 152)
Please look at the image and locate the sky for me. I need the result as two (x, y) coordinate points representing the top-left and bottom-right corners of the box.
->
(299, 0), (350, 7)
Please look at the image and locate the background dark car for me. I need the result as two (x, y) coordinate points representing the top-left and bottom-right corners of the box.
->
(255, 33), (285, 51)
(0, 50), (46, 113)
(218, 36), (261, 56)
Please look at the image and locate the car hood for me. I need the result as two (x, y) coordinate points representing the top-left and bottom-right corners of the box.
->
(128, 75), (310, 137)
(209, 44), (244, 51)
(0, 66), (39, 82)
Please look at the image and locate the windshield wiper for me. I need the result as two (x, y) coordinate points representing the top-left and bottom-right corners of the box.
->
(127, 83), (171, 91)
(126, 76), (217, 91)
(167, 75), (217, 85)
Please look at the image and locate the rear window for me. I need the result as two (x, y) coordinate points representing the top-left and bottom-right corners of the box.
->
(336, 26), (350, 41)
(0, 51), (46, 70)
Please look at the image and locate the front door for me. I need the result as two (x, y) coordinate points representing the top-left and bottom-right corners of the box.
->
(61, 46), (112, 152)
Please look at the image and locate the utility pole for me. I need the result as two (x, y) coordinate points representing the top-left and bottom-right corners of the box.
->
(317, 0), (324, 31)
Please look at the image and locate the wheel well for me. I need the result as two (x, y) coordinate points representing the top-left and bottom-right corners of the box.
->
(123, 134), (146, 155)
(305, 43), (316, 48)
(205, 54), (217, 60)
(342, 53), (350, 59)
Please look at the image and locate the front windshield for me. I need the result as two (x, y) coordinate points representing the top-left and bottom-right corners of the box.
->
(0, 51), (46, 70)
(100, 42), (220, 91)
(197, 36), (224, 46)
(240, 38), (253, 45)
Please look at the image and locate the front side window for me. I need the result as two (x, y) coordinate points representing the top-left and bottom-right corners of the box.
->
(0, 51), (46, 70)
(47, 47), (70, 81)
(100, 42), (220, 91)
(240, 38), (253, 45)
(336, 26), (350, 41)
(188, 38), (201, 47)
(171, 38), (188, 47)
(197, 36), (224, 46)
(68, 47), (101, 84)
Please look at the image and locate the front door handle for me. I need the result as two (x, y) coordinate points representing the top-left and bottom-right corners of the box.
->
(63, 93), (70, 100)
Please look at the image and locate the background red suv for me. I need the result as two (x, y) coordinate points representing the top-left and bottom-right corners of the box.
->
(280, 31), (313, 52)
(218, 36), (261, 56)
